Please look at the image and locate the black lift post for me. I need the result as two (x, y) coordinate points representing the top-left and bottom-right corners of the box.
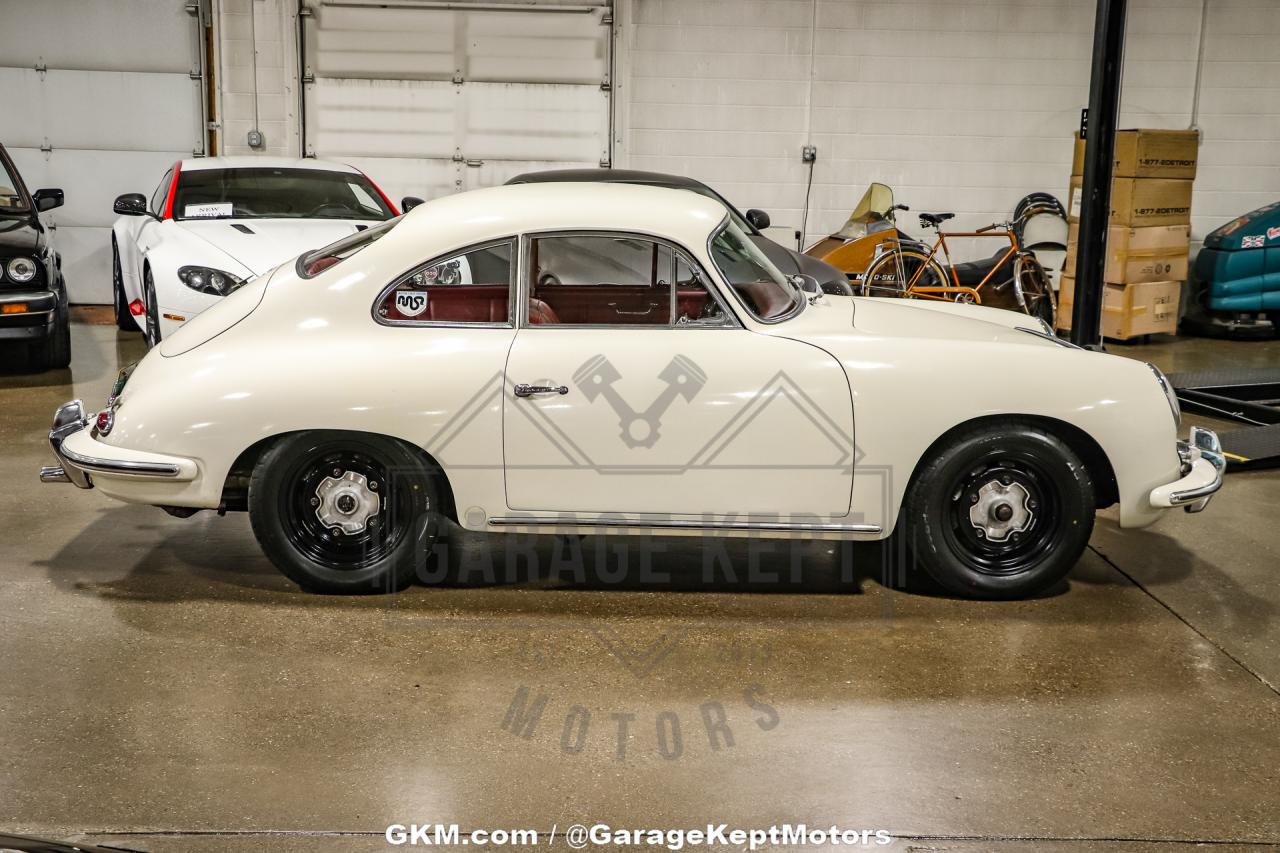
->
(1071, 0), (1130, 349)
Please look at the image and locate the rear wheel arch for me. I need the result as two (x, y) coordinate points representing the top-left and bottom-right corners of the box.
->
(221, 430), (458, 522)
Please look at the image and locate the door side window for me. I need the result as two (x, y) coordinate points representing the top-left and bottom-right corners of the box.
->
(150, 168), (174, 217)
(376, 239), (514, 325)
(526, 234), (728, 327)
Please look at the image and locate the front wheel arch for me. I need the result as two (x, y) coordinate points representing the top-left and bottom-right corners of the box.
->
(221, 430), (459, 523)
(901, 414), (1119, 516)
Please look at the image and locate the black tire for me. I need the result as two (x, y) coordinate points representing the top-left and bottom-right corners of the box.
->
(900, 422), (1094, 599)
(28, 290), (71, 371)
(143, 265), (161, 348)
(248, 431), (444, 594)
(112, 241), (134, 331)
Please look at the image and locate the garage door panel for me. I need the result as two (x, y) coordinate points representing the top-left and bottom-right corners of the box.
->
(464, 158), (599, 191)
(306, 2), (611, 204)
(7, 148), (181, 230)
(52, 225), (113, 304)
(0, 0), (194, 72)
(336, 157), (459, 214)
(466, 83), (607, 162)
(311, 79), (457, 158)
(310, 4), (607, 84)
(0, 69), (198, 153)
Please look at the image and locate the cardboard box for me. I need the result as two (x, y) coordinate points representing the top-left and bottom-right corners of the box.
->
(1064, 224), (1189, 283)
(1071, 129), (1199, 179)
(1068, 176), (1193, 227)
(1056, 277), (1181, 339)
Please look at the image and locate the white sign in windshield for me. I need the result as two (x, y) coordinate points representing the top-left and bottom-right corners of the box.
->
(184, 202), (234, 218)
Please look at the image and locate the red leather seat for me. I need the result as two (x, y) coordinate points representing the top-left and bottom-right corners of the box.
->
(528, 298), (560, 325)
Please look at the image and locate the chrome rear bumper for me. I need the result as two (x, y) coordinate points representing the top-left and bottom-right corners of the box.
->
(1149, 426), (1225, 513)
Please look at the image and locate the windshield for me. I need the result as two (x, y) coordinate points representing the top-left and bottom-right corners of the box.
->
(173, 168), (394, 221)
(0, 153), (29, 212)
(836, 183), (895, 240)
(709, 220), (800, 321)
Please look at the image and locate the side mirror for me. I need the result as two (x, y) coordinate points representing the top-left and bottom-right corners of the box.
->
(113, 193), (148, 216)
(791, 273), (821, 295)
(33, 188), (64, 212)
(745, 208), (771, 230)
(401, 196), (425, 212)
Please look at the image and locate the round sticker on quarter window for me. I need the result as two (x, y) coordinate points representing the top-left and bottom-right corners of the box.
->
(395, 290), (428, 317)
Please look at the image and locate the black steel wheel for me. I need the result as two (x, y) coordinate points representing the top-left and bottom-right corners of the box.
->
(901, 421), (1094, 599)
(249, 431), (444, 594)
(112, 240), (134, 330)
(143, 266), (161, 348)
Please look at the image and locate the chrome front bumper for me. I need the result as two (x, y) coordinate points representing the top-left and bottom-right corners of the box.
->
(1149, 426), (1226, 513)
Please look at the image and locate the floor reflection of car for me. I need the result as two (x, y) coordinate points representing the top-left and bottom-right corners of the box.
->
(506, 168), (852, 295)
(110, 157), (413, 347)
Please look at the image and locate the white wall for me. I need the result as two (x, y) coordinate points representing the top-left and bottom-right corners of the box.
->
(214, 0), (300, 158)
(617, 0), (1280, 255)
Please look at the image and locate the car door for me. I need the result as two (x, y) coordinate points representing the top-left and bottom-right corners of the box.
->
(121, 166), (174, 301)
(502, 231), (855, 519)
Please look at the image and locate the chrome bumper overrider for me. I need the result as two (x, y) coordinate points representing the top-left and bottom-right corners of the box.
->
(40, 399), (92, 487)
(39, 399), (185, 489)
(1149, 426), (1226, 514)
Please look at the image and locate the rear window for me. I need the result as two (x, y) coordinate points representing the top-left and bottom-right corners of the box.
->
(297, 218), (400, 278)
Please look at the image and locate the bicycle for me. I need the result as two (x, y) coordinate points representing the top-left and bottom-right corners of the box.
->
(859, 211), (1057, 326)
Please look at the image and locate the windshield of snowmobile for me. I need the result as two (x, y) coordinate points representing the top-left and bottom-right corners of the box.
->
(836, 182), (894, 239)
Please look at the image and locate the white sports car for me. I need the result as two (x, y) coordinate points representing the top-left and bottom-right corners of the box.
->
(45, 183), (1223, 599)
(110, 157), (411, 346)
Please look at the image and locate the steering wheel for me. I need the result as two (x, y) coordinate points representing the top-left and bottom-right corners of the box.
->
(305, 202), (357, 217)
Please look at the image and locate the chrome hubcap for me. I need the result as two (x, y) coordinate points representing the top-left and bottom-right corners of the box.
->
(968, 479), (1034, 542)
(315, 470), (381, 535)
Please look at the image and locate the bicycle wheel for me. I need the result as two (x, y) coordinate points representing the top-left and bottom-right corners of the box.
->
(1013, 254), (1056, 327)
(861, 248), (948, 298)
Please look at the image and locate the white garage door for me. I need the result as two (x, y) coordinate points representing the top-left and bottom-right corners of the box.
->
(0, 0), (205, 304)
(301, 0), (612, 206)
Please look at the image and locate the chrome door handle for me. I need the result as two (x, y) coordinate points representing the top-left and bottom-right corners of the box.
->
(514, 383), (569, 398)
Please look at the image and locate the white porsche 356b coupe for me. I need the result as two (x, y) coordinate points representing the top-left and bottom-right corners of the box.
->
(110, 157), (408, 347)
(42, 183), (1224, 598)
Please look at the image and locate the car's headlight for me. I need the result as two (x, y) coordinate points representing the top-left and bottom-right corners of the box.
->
(177, 265), (246, 297)
(1147, 362), (1181, 425)
(6, 256), (38, 283)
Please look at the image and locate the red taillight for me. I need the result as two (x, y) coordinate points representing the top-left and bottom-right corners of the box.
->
(128, 299), (145, 316)
(95, 410), (114, 435)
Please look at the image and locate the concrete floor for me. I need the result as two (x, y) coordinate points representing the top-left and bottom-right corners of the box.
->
(1, 324), (1278, 852)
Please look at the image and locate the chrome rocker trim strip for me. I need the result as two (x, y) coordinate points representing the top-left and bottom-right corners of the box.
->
(488, 516), (883, 534)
